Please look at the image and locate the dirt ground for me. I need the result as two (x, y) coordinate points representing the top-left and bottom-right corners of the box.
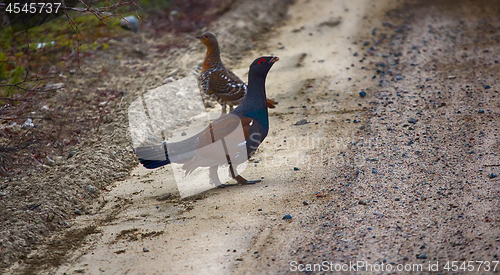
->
(2, 0), (499, 274)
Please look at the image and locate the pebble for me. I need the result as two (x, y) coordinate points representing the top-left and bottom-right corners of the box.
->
(408, 118), (417, 124)
(359, 91), (367, 98)
(353, 52), (359, 56)
(294, 167), (300, 171)
(120, 15), (140, 32)
(295, 119), (308, 125)
(303, 201), (309, 205)
(416, 254), (427, 259)
(75, 209), (82, 215)
(143, 247), (149, 252)
(478, 109), (485, 113)
(484, 85), (491, 89)
(86, 185), (96, 194)
(489, 173), (498, 179)
(395, 197), (400, 201)
(358, 200), (367, 205)
(163, 77), (175, 84)
(282, 214), (292, 220)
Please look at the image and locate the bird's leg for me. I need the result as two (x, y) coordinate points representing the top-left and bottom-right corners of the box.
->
(209, 166), (223, 187)
(229, 105), (234, 112)
(221, 103), (227, 114)
(217, 156), (238, 188)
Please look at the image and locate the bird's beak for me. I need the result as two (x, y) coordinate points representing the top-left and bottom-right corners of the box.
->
(196, 35), (202, 39)
(270, 56), (279, 63)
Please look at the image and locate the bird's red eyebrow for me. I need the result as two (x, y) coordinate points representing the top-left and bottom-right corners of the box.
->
(257, 58), (266, 64)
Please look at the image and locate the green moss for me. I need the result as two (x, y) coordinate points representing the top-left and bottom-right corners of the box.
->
(0, 52), (7, 80)
(2, 65), (25, 97)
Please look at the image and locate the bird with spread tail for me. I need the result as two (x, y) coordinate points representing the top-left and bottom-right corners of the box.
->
(197, 32), (278, 113)
(135, 56), (279, 186)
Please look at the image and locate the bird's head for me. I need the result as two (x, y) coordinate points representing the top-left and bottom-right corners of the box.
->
(196, 32), (218, 47)
(249, 56), (279, 78)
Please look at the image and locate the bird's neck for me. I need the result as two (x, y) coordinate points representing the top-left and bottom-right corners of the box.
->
(237, 75), (268, 114)
(246, 76), (267, 105)
(202, 44), (222, 70)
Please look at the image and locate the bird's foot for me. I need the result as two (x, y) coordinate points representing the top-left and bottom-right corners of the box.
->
(234, 175), (261, 185)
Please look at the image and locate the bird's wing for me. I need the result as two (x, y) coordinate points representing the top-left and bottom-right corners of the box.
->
(207, 69), (246, 101)
(195, 114), (253, 148)
(182, 115), (256, 173)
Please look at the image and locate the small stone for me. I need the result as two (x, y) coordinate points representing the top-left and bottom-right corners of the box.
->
(303, 201), (309, 205)
(86, 185), (96, 194)
(181, 131), (187, 136)
(120, 15), (139, 32)
(295, 119), (308, 125)
(143, 247), (149, 252)
(75, 209), (82, 215)
(358, 200), (367, 205)
(293, 167), (300, 171)
(484, 85), (491, 89)
(478, 109), (485, 113)
(353, 52), (359, 56)
(282, 214), (292, 220)
(489, 173), (498, 179)
(359, 91), (367, 98)
(258, 208), (262, 211)
(163, 77), (175, 84)
(403, 256), (409, 260)
(416, 254), (427, 259)
(408, 118), (417, 124)
(395, 197), (400, 201)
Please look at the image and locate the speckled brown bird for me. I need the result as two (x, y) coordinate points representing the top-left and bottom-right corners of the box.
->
(197, 32), (278, 113)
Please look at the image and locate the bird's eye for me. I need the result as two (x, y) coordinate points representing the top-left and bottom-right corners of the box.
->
(204, 34), (209, 38)
(257, 58), (266, 64)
